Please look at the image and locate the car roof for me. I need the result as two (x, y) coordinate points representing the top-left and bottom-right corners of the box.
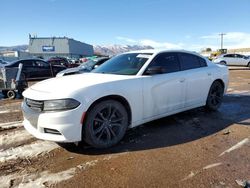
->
(6, 58), (46, 66)
(123, 49), (204, 58)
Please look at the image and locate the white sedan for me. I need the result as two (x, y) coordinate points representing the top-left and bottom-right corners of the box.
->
(213, 53), (250, 67)
(22, 50), (229, 148)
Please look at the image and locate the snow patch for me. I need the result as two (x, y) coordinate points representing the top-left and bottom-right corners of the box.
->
(0, 129), (34, 149)
(0, 121), (23, 129)
(182, 162), (222, 181)
(219, 138), (249, 156)
(18, 168), (76, 188)
(226, 90), (250, 96)
(0, 109), (20, 114)
(0, 140), (59, 162)
(202, 162), (222, 170)
(0, 159), (99, 188)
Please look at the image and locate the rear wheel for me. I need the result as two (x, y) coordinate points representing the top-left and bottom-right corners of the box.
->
(7, 90), (16, 99)
(206, 81), (224, 111)
(83, 100), (128, 148)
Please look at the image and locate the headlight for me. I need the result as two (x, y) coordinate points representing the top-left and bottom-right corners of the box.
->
(43, 99), (80, 111)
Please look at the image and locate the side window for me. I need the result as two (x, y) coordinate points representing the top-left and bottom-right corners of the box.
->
(22, 60), (34, 67)
(197, 56), (207, 67)
(179, 53), (201, 70)
(224, 54), (233, 58)
(235, 54), (243, 58)
(148, 53), (180, 74)
(35, 60), (49, 67)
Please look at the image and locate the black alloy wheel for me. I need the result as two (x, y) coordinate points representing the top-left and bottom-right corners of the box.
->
(83, 100), (129, 148)
(206, 81), (224, 111)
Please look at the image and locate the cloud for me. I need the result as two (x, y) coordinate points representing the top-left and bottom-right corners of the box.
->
(116, 36), (183, 49)
(201, 32), (250, 49)
(116, 32), (250, 52)
(116, 36), (137, 43)
(139, 39), (183, 49)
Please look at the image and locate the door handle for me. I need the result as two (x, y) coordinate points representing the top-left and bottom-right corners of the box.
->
(179, 78), (185, 83)
(207, 73), (212, 76)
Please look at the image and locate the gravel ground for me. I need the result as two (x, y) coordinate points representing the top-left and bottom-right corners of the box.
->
(0, 68), (249, 188)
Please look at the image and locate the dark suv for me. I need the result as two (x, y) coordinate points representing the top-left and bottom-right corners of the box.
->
(5, 59), (66, 80)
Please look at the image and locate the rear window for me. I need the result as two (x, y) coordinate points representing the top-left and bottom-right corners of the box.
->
(179, 53), (201, 70)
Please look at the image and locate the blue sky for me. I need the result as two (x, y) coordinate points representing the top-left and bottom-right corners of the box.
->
(1, 0), (250, 51)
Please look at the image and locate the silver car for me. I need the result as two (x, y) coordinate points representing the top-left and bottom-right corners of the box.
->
(213, 54), (250, 67)
(56, 57), (109, 77)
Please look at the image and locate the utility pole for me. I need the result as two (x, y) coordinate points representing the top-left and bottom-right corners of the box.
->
(219, 33), (226, 50)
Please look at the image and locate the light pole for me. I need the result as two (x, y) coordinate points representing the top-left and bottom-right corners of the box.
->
(219, 33), (226, 50)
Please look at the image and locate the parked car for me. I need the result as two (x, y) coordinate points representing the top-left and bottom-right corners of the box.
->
(47, 57), (79, 68)
(5, 59), (66, 80)
(56, 57), (110, 77)
(213, 54), (250, 67)
(22, 50), (228, 148)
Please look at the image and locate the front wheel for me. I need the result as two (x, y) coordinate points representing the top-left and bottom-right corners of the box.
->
(206, 81), (224, 111)
(220, 61), (227, 65)
(83, 100), (129, 148)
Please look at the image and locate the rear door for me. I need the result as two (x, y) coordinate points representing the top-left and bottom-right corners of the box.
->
(223, 54), (235, 65)
(142, 52), (186, 119)
(234, 54), (248, 66)
(178, 53), (212, 107)
(21, 60), (36, 79)
(33, 60), (53, 78)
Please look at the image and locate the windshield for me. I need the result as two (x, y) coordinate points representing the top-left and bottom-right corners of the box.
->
(80, 60), (96, 69)
(93, 53), (152, 75)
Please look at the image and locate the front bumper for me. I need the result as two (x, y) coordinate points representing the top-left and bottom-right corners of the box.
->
(22, 101), (83, 143)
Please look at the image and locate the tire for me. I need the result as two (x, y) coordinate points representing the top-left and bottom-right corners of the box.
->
(206, 81), (224, 111)
(7, 90), (16, 99)
(83, 100), (129, 148)
(220, 61), (227, 65)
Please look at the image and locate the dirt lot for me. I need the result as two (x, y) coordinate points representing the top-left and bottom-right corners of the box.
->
(0, 69), (250, 188)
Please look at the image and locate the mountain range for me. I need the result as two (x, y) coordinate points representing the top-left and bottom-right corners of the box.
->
(0, 44), (153, 56)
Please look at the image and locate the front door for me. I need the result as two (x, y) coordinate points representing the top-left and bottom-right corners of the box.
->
(142, 52), (185, 119)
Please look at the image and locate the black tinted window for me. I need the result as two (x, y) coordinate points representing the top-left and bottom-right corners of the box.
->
(35, 60), (49, 67)
(179, 53), (201, 70)
(224, 54), (234, 58)
(149, 53), (180, 73)
(22, 60), (34, 67)
(198, 56), (207, 67)
(235, 54), (244, 58)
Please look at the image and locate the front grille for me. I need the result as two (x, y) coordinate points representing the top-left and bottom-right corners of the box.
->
(26, 98), (44, 112)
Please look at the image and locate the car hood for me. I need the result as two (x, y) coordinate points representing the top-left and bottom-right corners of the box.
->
(56, 66), (90, 77)
(56, 67), (81, 77)
(23, 73), (135, 100)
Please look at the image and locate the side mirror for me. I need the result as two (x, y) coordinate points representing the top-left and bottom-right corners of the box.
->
(145, 66), (165, 75)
